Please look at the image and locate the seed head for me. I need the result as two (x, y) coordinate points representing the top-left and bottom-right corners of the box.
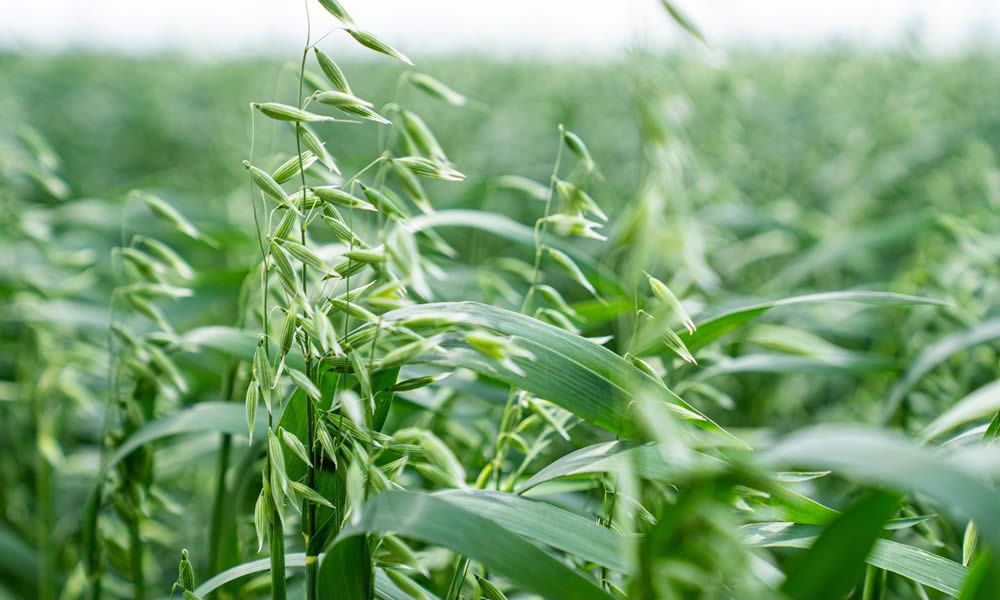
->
(345, 28), (413, 65)
(408, 73), (467, 106)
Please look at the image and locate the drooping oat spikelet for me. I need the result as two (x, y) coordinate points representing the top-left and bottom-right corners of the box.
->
(345, 28), (414, 65)
(408, 73), (467, 106)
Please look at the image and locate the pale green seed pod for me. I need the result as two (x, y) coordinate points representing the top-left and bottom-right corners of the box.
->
(345, 28), (413, 65)
(243, 160), (301, 215)
(385, 570), (430, 600)
(333, 258), (367, 279)
(311, 186), (377, 211)
(147, 344), (188, 392)
(279, 303), (299, 357)
(298, 124), (340, 174)
(120, 247), (164, 281)
(393, 156), (464, 182)
(253, 102), (336, 123)
(360, 183), (407, 220)
(327, 296), (376, 326)
(392, 160), (432, 213)
(419, 431), (465, 487)
(111, 323), (140, 349)
(646, 272), (696, 335)
(343, 247), (385, 264)
(522, 393), (569, 440)
(313, 48), (352, 93)
(253, 486), (270, 552)
(253, 338), (274, 411)
(536, 284), (579, 318)
(400, 110), (447, 163)
(661, 326), (697, 365)
(321, 212), (366, 247)
(562, 128), (595, 171)
(626, 352), (661, 380)
(378, 335), (443, 367)
(288, 368), (321, 402)
(339, 388), (366, 428)
(474, 462), (493, 489)
(338, 104), (392, 125)
(267, 428), (290, 497)
(408, 73), (467, 106)
(477, 576), (509, 600)
(316, 422), (339, 466)
(389, 372), (449, 392)
(303, 70), (327, 91)
(127, 295), (173, 333)
(272, 209), (298, 241)
(245, 381), (258, 440)
(138, 236), (195, 280)
(539, 307), (579, 333)
(279, 239), (328, 273)
(271, 150), (317, 184)
(378, 535), (425, 574)
(318, 0), (354, 24)
(542, 214), (606, 241)
(465, 331), (511, 361)
(554, 179), (606, 221)
(136, 191), (216, 245)
(289, 188), (323, 210)
(546, 247), (598, 297)
(279, 426), (313, 467)
(178, 549), (195, 591)
(268, 241), (305, 301)
(314, 90), (373, 109)
(290, 481), (335, 508)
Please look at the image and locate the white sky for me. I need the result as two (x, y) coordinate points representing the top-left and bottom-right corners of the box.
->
(1, 0), (998, 57)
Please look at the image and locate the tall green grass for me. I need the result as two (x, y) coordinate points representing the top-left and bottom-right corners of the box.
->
(1, 3), (1000, 599)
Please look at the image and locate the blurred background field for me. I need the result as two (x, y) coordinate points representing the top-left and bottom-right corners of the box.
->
(3, 14), (1000, 599)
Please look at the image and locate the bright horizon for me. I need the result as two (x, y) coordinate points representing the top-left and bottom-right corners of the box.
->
(2, 0), (999, 58)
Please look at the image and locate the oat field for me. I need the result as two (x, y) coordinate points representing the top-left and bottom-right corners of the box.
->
(2, 2), (1000, 599)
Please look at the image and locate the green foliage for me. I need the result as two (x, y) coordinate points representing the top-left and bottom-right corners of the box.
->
(1, 3), (1000, 600)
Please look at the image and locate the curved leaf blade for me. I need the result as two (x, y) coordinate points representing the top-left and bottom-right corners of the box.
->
(320, 490), (613, 600)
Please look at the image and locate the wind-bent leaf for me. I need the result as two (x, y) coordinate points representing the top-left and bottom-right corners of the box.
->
(685, 352), (895, 386)
(883, 318), (1000, 423)
(518, 441), (680, 492)
(374, 302), (726, 437)
(319, 490), (613, 600)
(438, 489), (629, 572)
(518, 441), (835, 524)
(923, 381), (1000, 442)
(744, 522), (967, 596)
(781, 491), (900, 600)
(761, 426), (1000, 556)
(178, 326), (305, 371)
(669, 291), (946, 355)
(107, 402), (264, 471)
(193, 553), (409, 600)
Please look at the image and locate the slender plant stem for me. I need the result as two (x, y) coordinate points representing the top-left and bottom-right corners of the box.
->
(443, 128), (567, 592)
(33, 362), (54, 600)
(445, 556), (471, 600)
(293, 7), (322, 596)
(208, 361), (241, 577)
(127, 515), (145, 600)
(492, 129), (565, 488)
(269, 494), (287, 600)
